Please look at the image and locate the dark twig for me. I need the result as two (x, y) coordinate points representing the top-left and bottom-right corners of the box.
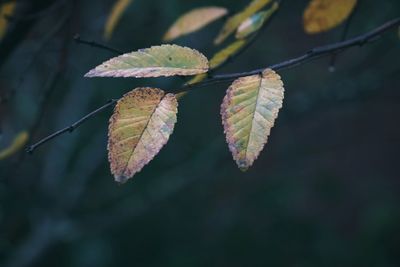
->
(26, 17), (400, 154)
(207, 17), (400, 82)
(26, 99), (117, 154)
(73, 34), (123, 55)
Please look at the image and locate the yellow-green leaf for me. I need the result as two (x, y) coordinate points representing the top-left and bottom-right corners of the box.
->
(108, 87), (178, 183)
(303, 0), (357, 34)
(221, 69), (284, 171)
(235, 2), (279, 39)
(0, 131), (29, 160)
(163, 6), (228, 41)
(85, 44), (209, 78)
(209, 39), (247, 69)
(104, 0), (133, 40)
(0, 0), (16, 40)
(214, 0), (272, 45)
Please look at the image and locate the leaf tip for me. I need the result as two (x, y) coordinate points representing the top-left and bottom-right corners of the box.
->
(114, 174), (129, 184)
(84, 70), (95, 78)
(239, 165), (249, 172)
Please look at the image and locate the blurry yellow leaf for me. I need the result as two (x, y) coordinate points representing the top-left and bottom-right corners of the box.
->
(303, 0), (357, 34)
(185, 73), (208, 86)
(181, 40), (248, 96)
(0, 131), (29, 160)
(163, 7), (228, 42)
(178, 73), (209, 99)
(108, 87), (178, 183)
(182, 40), (247, 91)
(85, 44), (209, 78)
(221, 69), (284, 171)
(210, 39), (247, 69)
(0, 0), (16, 40)
(104, 0), (133, 40)
(214, 0), (272, 45)
(235, 2), (279, 39)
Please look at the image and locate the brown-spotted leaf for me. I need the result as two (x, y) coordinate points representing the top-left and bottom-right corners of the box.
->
(85, 44), (209, 78)
(235, 1), (279, 39)
(214, 0), (272, 45)
(221, 69), (284, 171)
(0, 0), (16, 40)
(108, 87), (178, 183)
(104, 0), (133, 40)
(163, 7), (228, 41)
(303, 0), (357, 34)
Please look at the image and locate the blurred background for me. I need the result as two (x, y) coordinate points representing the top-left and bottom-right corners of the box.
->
(0, 0), (399, 266)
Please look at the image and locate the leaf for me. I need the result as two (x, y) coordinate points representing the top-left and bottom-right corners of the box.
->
(0, 131), (29, 160)
(214, 0), (272, 45)
(104, 0), (133, 40)
(0, 0), (16, 40)
(221, 69), (284, 171)
(85, 44), (209, 78)
(108, 87), (178, 183)
(209, 39), (247, 69)
(235, 2), (279, 39)
(303, 0), (357, 34)
(163, 7), (228, 42)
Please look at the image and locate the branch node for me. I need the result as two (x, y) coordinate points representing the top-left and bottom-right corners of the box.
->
(26, 146), (34, 155)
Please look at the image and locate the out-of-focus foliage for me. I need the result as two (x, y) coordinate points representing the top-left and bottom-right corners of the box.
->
(209, 39), (247, 68)
(0, 131), (28, 160)
(104, 0), (133, 40)
(108, 88), (178, 183)
(163, 7), (228, 42)
(303, 0), (358, 34)
(221, 69), (284, 170)
(236, 2), (279, 39)
(0, 0), (16, 40)
(85, 44), (209, 78)
(214, 0), (272, 44)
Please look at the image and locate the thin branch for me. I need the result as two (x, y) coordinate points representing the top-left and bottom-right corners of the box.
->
(26, 17), (400, 154)
(26, 99), (117, 154)
(73, 34), (123, 55)
(204, 17), (400, 83)
(27, 3), (281, 153)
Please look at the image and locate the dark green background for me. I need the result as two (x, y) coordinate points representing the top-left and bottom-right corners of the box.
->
(1, 0), (399, 266)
